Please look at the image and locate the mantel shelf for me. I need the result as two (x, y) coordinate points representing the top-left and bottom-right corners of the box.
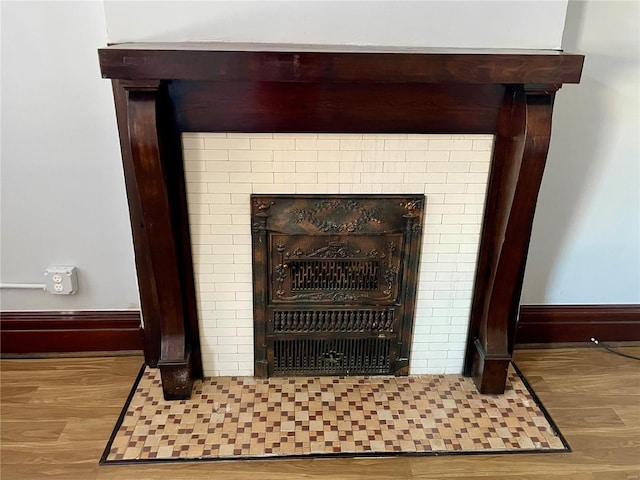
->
(99, 43), (583, 85)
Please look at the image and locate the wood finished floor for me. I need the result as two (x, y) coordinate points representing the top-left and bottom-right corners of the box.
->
(1, 347), (639, 480)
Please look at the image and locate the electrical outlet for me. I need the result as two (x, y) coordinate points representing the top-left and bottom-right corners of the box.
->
(44, 266), (78, 295)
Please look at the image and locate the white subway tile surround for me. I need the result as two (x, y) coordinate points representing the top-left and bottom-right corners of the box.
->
(183, 133), (493, 377)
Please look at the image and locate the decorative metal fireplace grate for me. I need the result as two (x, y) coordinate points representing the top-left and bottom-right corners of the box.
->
(251, 195), (424, 377)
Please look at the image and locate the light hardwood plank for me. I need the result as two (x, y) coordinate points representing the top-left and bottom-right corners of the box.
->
(1, 421), (67, 443)
(0, 349), (638, 480)
(544, 407), (626, 428)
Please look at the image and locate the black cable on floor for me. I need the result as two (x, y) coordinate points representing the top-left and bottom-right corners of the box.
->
(590, 338), (640, 361)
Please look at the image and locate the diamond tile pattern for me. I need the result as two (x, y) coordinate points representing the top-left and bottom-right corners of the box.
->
(104, 366), (566, 462)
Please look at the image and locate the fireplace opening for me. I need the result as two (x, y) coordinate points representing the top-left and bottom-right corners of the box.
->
(250, 194), (424, 377)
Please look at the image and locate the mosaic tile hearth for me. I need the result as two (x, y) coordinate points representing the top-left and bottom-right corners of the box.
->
(103, 366), (566, 462)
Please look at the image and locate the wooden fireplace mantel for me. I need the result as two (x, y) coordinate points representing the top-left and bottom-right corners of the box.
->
(99, 43), (583, 399)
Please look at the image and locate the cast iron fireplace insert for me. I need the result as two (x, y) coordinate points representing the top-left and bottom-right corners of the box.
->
(250, 194), (424, 377)
(98, 44), (584, 399)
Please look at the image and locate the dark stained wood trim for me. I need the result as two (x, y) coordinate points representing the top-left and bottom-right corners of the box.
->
(112, 79), (162, 368)
(121, 81), (196, 399)
(156, 81), (203, 381)
(113, 78), (202, 381)
(465, 86), (555, 394)
(0, 311), (143, 354)
(99, 45), (584, 84)
(99, 45), (584, 398)
(169, 82), (504, 134)
(516, 304), (640, 344)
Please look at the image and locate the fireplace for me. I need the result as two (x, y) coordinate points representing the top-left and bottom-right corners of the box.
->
(181, 132), (493, 380)
(99, 43), (583, 399)
(250, 194), (424, 377)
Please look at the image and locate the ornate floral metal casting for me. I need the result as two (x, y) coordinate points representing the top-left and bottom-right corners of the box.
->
(272, 238), (398, 302)
(250, 194), (425, 377)
(287, 237), (380, 260)
(382, 241), (397, 296)
(400, 199), (424, 214)
(292, 200), (383, 233)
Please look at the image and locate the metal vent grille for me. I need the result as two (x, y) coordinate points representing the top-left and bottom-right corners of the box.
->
(289, 260), (379, 291)
(273, 309), (394, 333)
(272, 338), (392, 375)
(251, 194), (425, 378)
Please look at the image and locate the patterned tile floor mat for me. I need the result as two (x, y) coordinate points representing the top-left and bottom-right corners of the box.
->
(102, 365), (568, 463)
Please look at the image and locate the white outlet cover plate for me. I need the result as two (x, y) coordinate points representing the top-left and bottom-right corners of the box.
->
(44, 266), (78, 295)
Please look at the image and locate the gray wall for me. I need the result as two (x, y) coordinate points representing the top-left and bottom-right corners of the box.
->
(0, 1), (139, 310)
(103, 0), (568, 48)
(521, 0), (640, 304)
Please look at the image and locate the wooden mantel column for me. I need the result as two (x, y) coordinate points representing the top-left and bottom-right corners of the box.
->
(113, 79), (202, 400)
(99, 44), (583, 398)
(464, 85), (556, 393)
